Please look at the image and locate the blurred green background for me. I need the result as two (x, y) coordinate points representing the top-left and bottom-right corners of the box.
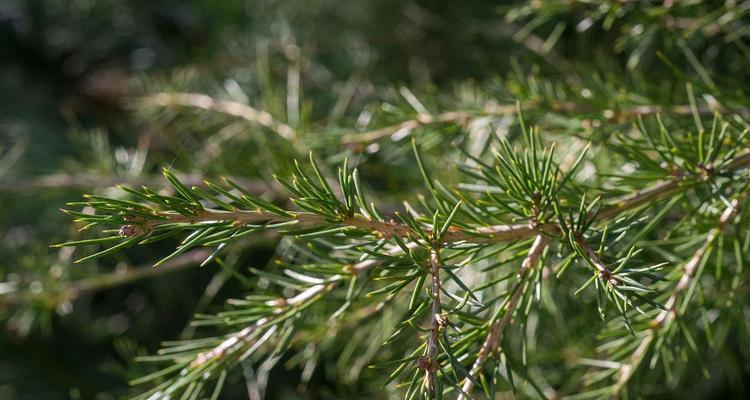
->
(2, 0), (750, 399)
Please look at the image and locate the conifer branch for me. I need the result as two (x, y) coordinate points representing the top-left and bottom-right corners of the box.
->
(0, 173), (272, 194)
(136, 228), (403, 398)
(613, 198), (741, 395)
(349, 241), (419, 274)
(117, 200), (548, 246)
(459, 233), (549, 399)
(190, 283), (333, 368)
(12, 2), (750, 399)
(342, 104), (750, 145)
(574, 236), (615, 281)
(55, 102), (750, 399)
(141, 92), (297, 141)
(420, 248), (444, 396)
(110, 148), (750, 251)
(598, 149), (750, 220)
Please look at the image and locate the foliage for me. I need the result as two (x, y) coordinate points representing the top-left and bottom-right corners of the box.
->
(3, 1), (750, 399)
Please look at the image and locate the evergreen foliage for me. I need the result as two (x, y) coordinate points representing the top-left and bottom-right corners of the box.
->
(3, 1), (750, 399)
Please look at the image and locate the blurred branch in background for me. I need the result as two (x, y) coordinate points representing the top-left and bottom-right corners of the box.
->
(0, 172), (273, 195)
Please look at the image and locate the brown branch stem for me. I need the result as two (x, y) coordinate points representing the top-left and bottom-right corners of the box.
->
(190, 282), (335, 368)
(612, 199), (739, 396)
(596, 180), (682, 222)
(575, 235), (615, 279)
(342, 103), (750, 145)
(421, 248), (444, 396)
(132, 148), (750, 249)
(459, 234), (550, 399)
(141, 92), (297, 141)
(0, 173), (273, 195)
(188, 231), (416, 372)
(140, 208), (546, 245)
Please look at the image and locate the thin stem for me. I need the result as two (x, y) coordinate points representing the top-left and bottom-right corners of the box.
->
(0, 173), (273, 194)
(134, 148), (750, 247)
(422, 248), (444, 396)
(188, 236), (406, 374)
(589, 148), (748, 222)
(459, 234), (549, 399)
(342, 103), (750, 145)
(596, 181), (682, 222)
(575, 236), (615, 278)
(141, 92), (297, 141)
(140, 208), (543, 245)
(190, 282), (334, 368)
(349, 241), (419, 274)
